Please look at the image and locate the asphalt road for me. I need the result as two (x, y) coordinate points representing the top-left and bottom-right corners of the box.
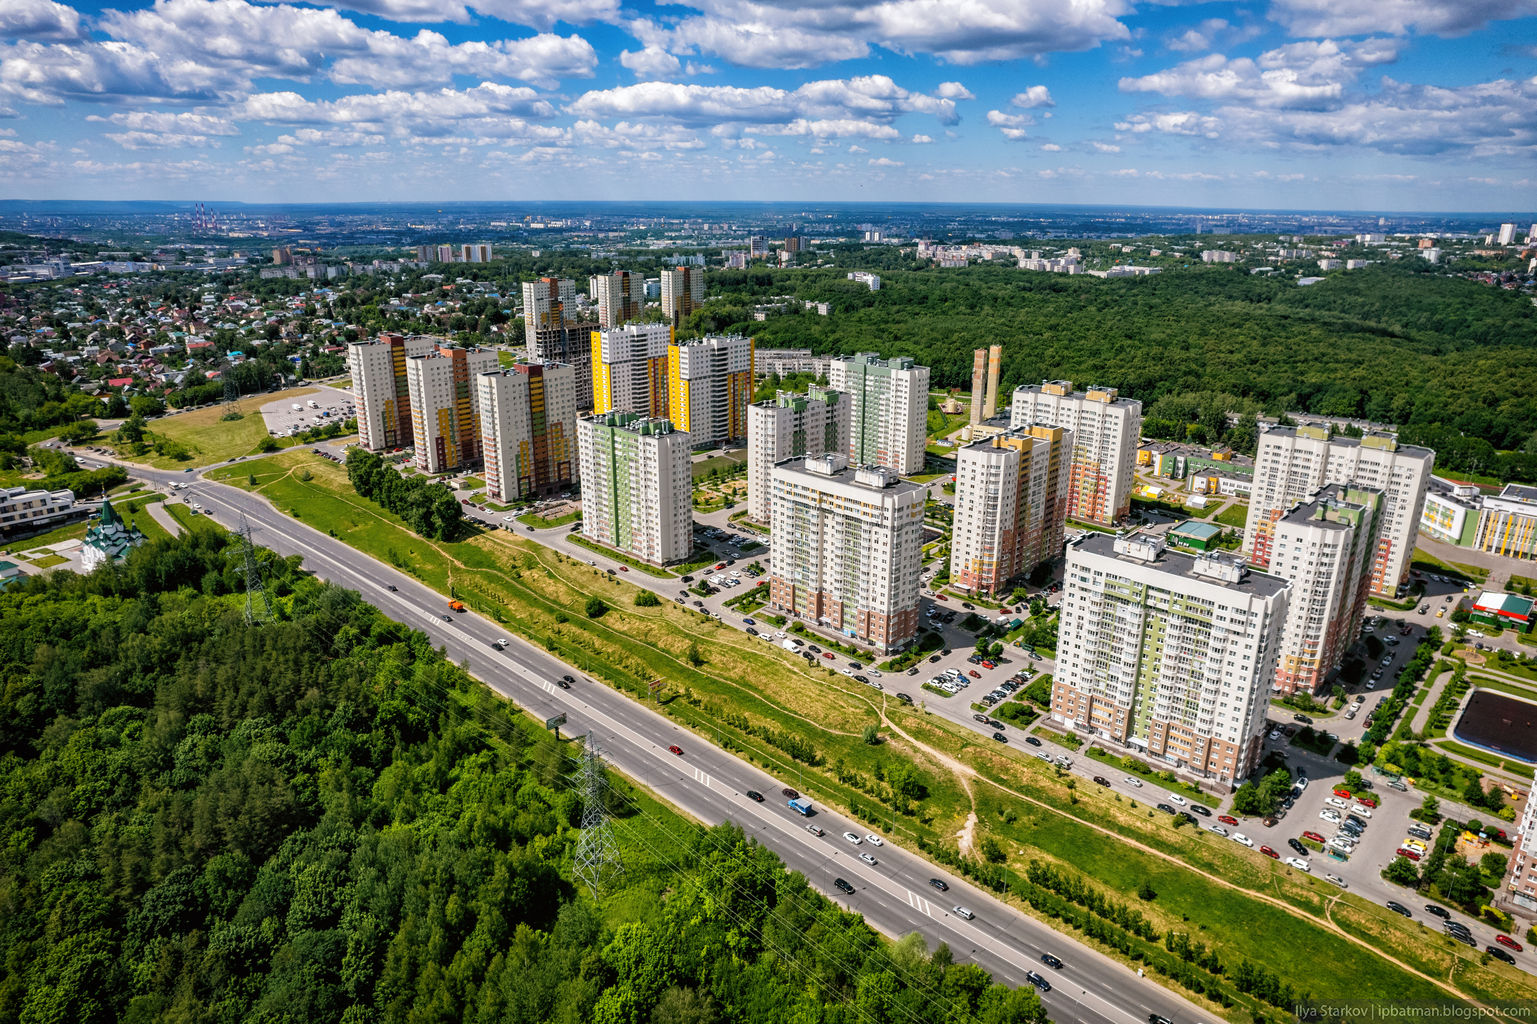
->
(125, 461), (1212, 1024)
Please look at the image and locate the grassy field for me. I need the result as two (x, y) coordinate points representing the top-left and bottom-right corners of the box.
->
(1211, 501), (1249, 528)
(1412, 547), (1489, 582)
(691, 452), (747, 481)
(204, 450), (1534, 1016)
(114, 388), (319, 468)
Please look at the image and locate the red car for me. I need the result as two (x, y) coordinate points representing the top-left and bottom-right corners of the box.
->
(1496, 935), (1524, 953)
(1303, 830), (1326, 843)
(1218, 814), (1239, 826)
(1259, 845), (1279, 859)
(715, 563), (726, 570)
(981, 661), (995, 669)
(1396, 847), (1422, 861)
(968, 670), (981, 679)
(1333, 787), (1352, 799)
(668, 744), (683, 755)
(619, 566), (629, 572)
(936, 594), (949, 601)
(821, 652), (835, 659)
(1356, 795), (1379, 808)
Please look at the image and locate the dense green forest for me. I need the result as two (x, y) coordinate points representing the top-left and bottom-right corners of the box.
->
(0, 534), (1045, 1024)
(695, 263), (1537, 479)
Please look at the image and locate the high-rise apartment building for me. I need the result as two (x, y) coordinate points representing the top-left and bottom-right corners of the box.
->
(1267, 485), (1381, 694)
(461, 243), (492, 263)
(477, 362), (579, 502)
(828, 353), (929, 476)
(523, 277), (592, 411)
(1499, 223), (1518, 246)
(746, 386), (851, 522)
(405, 346), (498, 473)
(950, 426), (1072, 597)
(589, 270), (646, 328)
(667, 334), (754, 449)
(577, 412), (692, 566)
(1500, 765), (1537, 916)
(348, 333), (438, 450)
(768, 454), (925, 653)
(1009, 380), (1142, 526)
(591, 322), (672, 418)
(1243, 425), (1434, 597)
(1052, 532), (1289, 784)
(659, 266), (705, 325)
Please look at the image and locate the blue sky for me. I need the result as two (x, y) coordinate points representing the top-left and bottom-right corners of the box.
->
(1, 0), (1534, 210)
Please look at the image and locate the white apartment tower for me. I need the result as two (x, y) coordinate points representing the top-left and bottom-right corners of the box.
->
(1267, 485), (1382, 695)
(523, 277), (592, 410)
(1053, 532), (1290, 784)
(348, 333), (437, 451)
(667, 334), (754, 450)
(1243, 424), (1434, 597)
(828, 353), (929, 476)
(769, 454), (925, 653)
(950, 425), (1072, 598)
(746, 385), (852, 522)
(577, 412), (692, 566)
(660, 266), (705, 325)
(1009, 380), (1142, 527)
(404, 346), (499, 473)
(590, 270), (646, 328)
(477, 362), (579, 502)
(591, 322), (672, 418)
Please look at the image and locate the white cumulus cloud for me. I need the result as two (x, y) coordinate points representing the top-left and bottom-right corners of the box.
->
(1010, 85), (1055, 108)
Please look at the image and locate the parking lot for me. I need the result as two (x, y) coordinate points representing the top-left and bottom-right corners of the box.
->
(260, 385), (354, 437)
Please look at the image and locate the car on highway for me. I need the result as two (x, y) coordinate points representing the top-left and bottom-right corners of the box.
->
(668, 745), (683, 755)
(859, 852), (878, 866)
(1040, 952), (1064, 970)
(746, 790), (764, 802)
(1385, 901), (1412, 918)
(1188, 804), (1212, 817)
(992, 732), (1008, 742)
(1025, 736), (1042, 747)
(929, 878), (949, 891)
(1092, 776), (1111, 787)
(864, 834), (884, 847)
(806, 824), (824, 837)
(1488, 946), (1517, 965)
(494, 638), (510, 648)
(1424, 904), (1451, 919)
(834, 878), (855, 895)
(953, 906), (974, 920)
(1025, 971), (1051, 992)
(843, 832), (862, 845)
(1168, 793), (1187, 805)
(1123, 776), (1143, 787)
(386, 584), (398, 592)
(439, 614), (452, 621)
(1496, 934), (1524, 952)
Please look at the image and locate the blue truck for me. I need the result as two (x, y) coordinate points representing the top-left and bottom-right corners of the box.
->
(788, 796), (813, 816)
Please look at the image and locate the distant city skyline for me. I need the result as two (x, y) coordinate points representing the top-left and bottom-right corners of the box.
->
(1, 0), (1534, 210)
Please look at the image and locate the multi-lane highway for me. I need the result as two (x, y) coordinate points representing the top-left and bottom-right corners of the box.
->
(121, 458), (1210, 1024)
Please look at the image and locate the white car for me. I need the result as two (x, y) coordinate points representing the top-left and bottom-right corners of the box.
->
(1353, 806), (1372, 819)
(1285, 856), (1311, 872)
(1320, 809), (1341, 823)
(953, 906), (975, 921)
(1325, 796), (1349, 809)
(859, 852), (878, 866)
(1296, 777), (1310, 791)
(1207, 824), (1229, 837)
(1123, 777), (1144, 788)
(866, 835), (884, 846)
(1326, 874), (1348, 889)
(501, 514), (516, 522)
(1168, 794), (1187, 805)
(843, 832), (862, 845)
(1230, 833), (1253, 848)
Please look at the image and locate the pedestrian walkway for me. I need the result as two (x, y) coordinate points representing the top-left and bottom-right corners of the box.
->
(146, 500), (184, 538)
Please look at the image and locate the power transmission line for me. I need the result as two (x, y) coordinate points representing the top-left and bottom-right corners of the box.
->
(571, 732), (624, 896)
(237, 516), (272, 624)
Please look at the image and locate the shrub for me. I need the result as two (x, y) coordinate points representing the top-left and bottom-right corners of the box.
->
(634, 591), (661, 607)
(862, 725), (882, 745)
(584, 596), (607, 618)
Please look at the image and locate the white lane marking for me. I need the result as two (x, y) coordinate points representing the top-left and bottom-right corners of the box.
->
(906, 890), (932, 917)
(693, 767), (713, 788)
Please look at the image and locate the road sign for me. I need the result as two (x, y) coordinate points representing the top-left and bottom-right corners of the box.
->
(648, 679), (663, 699)
(544, 713), (567, 731)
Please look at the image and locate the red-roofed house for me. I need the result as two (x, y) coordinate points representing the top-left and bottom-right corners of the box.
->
(186, 338), (215, 354)
(107, 377), (134, 388)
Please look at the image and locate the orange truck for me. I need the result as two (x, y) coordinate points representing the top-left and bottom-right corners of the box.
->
(448, 600), (465, 612)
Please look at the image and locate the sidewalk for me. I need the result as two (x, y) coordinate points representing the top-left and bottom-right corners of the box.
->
(146, 500), (184, 538)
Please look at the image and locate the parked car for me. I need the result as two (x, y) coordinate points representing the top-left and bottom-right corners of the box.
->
(1218, 814), (1239, 826)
